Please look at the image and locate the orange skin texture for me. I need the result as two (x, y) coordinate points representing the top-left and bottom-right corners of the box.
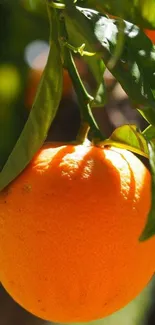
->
(0, 143), (154, 323)
(144, 29), (155, 43)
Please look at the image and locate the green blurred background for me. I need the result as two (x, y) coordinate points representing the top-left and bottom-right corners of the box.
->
(0, 0), (155, 324)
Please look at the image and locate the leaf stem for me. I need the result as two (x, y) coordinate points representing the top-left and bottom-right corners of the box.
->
(58, 13), (105, 143)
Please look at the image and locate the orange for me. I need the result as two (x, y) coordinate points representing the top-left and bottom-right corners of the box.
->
(25, 50), (73, 109)
(144, 29), (155, 43)
(25, 67), (72, 109)
(25, 50), (87, 109)
(0, 142), (154, 323)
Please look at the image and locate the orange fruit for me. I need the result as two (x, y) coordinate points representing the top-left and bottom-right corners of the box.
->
(0, 142), (154, 323)
(144, 29), (155, 43)
(25, 50), (73, 109)
(25, 67), (72, 109)
(25, 50), (87, 109)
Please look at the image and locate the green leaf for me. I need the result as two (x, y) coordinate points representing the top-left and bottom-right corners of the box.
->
(143, 124), (155, 141)
(66, 6), (155, 122)
(84, 0), (155, 28)
(64, 3), (98, 53)
(94, 17), (155, 103)
(138, 107), (155, 126)
(0, 7), (63, 191)
(72, 7), (155, 124)
(102, 124), (149, 158)
(86, 13), (155, 125)
(65, 6), (106, 107)
(139, 141), (155, 241)
(87, 56), (106, 107)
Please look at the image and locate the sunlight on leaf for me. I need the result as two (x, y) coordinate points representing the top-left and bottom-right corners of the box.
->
(101, 124), (149, 158)
(71, 7), (155, 125)
(93, 15), (155, 118)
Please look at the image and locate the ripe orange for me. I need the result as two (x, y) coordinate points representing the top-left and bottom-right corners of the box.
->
(25, 67), (72, 109)
(25, 50), (87, 109)
(25, 50), (73, 109)
(144, 29), (155, 43)
(0, 142), (154, 323)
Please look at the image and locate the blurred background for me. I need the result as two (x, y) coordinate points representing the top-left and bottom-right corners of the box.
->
(0, 0), (154, 324)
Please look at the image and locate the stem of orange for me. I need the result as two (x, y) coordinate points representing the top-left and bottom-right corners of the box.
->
(57, 12), (105, 143)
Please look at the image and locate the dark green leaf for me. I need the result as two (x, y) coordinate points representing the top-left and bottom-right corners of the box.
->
(94, 16), (155, 105)
(0, 8), (63, 191)
(139, 141), (155, 241)
(66, 6), (155, 123)
(80, 11), (155, 125)
(102, 124), (148, 157)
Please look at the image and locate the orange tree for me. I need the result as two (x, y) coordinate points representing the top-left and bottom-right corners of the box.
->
(1, 0), (155, 323)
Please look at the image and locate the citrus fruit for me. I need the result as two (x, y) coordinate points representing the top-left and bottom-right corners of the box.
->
(25, 50), (73, 109)
(144, 29), (155, 43)
(25, 50), (86, 109)
(25, 66), (72, 109)
(0, 142), (154, 323)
